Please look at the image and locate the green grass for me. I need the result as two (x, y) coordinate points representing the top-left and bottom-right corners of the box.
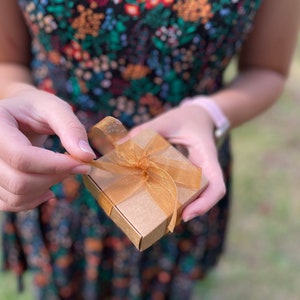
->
(193, 97), (300, 300)
(0, 218), (34, 298)
(192, 44), (300, 299)
(0, 271), (33, 300)
(1, 42), (300, 300)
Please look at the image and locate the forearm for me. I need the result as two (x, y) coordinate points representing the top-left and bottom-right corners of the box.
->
(210, 67), (286, 128)
(211, 0), (300, 129)
(0, 63), (34, 99)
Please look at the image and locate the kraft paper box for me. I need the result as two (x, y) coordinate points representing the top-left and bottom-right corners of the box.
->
(84, 118), (208, 251)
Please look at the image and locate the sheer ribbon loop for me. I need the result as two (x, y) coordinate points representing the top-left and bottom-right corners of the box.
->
(91, 133), (202, 232)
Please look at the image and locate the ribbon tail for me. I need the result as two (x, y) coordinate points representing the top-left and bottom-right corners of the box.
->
(167, 202), (178, 232)
(146, 167), (179, 232)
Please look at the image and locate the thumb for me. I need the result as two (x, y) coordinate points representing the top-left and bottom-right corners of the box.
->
(46, 101), (96, 162)
(129, 111), (176, 138)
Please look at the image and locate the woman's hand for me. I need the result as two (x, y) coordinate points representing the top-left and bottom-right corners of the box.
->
(0, 84), (95, 211)
(129, 104), (226, 222)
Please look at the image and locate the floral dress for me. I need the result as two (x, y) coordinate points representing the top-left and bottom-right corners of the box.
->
(2, 0), (261, 299)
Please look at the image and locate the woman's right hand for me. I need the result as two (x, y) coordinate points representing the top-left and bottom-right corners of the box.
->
(0, 84), (95, 212)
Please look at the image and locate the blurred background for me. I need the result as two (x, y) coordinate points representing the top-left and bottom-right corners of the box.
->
(193, 38), (300, 299)
(1, 40), (300, 300)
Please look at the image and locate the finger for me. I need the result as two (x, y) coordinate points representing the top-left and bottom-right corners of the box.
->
(0, 122), (91, 174)
(180, 139), (226, 221)
(129, 110), (179, 138)
(187, 141), (218, 167)
(0, 171), (67, 200)
(39, 99), (96, 162)
(0, 107), (92, 174)
(181, 181), (226, 222)
(0, 159), (72, 199)
(181, 162), (226, 221)
(2, 95), (95, 163)
(0, 190), (54, 212)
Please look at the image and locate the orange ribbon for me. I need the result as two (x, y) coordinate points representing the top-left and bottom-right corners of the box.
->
(91, 132), (202, 232)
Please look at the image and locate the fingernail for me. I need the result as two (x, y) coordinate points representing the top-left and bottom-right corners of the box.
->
(71, 164), (91, 174)
(183, 213), (197, 222)
(79, 140), (95, 156)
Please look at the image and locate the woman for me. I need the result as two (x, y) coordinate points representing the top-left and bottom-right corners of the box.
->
(0, 0), (299, 299)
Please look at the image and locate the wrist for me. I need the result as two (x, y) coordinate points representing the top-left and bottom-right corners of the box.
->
(180, 96), (231, 148)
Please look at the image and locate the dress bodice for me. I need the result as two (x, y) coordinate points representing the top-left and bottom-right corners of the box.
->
(18, 0), (261, 128)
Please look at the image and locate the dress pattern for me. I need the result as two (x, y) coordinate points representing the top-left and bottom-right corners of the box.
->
(2, 0), (261, 299)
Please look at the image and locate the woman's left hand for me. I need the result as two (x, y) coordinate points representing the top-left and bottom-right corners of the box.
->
(129, 104), (226, 222)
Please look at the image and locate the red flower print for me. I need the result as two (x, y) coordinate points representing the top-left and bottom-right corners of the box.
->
(161, 0), (174, 6)
(38, 79), (55, 94)
(87, 0), (109, 7)
(124, 4), (140, 16)
(145, 0), (161, 9)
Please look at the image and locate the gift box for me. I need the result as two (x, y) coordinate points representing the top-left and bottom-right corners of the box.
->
(83, 117), (208, 251)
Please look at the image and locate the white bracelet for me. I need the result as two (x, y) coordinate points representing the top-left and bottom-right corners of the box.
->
(180, 96), (231, 147)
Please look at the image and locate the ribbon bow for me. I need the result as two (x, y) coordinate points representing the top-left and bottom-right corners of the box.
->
(92, 131), (201, 232)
